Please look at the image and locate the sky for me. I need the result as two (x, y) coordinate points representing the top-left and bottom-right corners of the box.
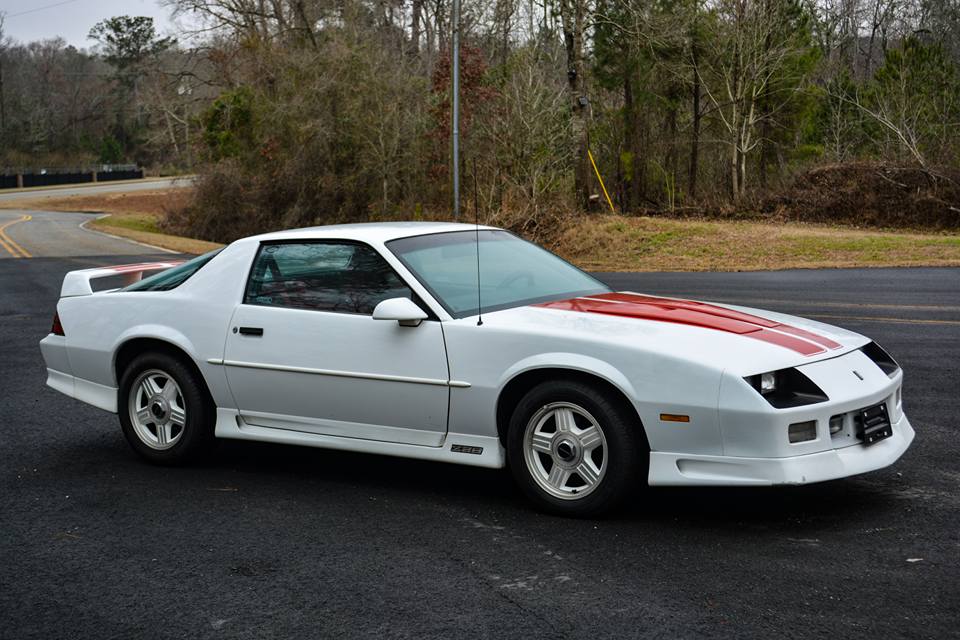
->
(0, 0), (180, 48)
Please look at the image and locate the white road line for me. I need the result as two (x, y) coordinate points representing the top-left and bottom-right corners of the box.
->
(78, 214), (180, 254)
(807, 313), (960, 326)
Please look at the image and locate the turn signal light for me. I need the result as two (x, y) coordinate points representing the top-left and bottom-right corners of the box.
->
(829, 415), (844, 436)
(51, 312), (64, 336)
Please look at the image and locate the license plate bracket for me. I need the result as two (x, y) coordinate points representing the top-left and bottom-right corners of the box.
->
(855, 402), (893, 445)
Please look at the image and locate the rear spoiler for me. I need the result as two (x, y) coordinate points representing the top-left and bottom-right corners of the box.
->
(60, 261), (184, 298)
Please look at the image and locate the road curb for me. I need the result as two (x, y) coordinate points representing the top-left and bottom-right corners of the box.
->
(79, 214), (180, 255)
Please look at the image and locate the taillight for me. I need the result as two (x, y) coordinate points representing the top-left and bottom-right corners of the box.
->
(51, 311), (64, 336)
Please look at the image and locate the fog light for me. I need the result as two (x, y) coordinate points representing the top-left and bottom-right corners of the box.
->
(788, 421), (817, 443)
(829, 415), (844, 436)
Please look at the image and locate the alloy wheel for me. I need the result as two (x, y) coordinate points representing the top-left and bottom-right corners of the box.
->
(522, 401), (608, 500)
(128, 369), (187, 450)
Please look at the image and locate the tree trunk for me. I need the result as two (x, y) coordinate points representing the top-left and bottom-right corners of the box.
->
(739, 144), (747, 198)
(623, 70), (640, 212)
(758, 117), (771, 190)
(731, 144), (739, 200)
(689, 45), (700, 200)
(411, 0), (422, 54)
(559, 0), (590, 209)
(865, 0), (883, 78)
(665, 99), (678, 197)
(435, 0), (447, 51)
(293, 0), (318, 48)
(495, 0), (512, 66)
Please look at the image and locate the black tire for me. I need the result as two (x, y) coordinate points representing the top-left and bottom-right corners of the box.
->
(506, 379), (647, 517)
(118, 351), (216, 465)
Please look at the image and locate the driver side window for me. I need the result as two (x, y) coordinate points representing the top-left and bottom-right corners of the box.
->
(244, 241), (414, 315)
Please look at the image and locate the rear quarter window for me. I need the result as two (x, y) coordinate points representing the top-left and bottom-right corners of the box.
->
(124, 250), (222, 292)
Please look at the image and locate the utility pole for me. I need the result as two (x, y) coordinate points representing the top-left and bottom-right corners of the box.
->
(0, 16), (5, 146)
(0, 56), (5, 143)
(451, 0), (461, 220)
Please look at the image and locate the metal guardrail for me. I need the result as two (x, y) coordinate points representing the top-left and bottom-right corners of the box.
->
(0, 165), (144, 189)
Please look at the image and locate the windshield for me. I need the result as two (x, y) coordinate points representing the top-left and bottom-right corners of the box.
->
(387, 230), (610, 318)
(124, 249), (222, 292)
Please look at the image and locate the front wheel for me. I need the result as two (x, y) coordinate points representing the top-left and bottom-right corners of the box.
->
(118, 351), (215, 465)
(507, 380), (646, 517)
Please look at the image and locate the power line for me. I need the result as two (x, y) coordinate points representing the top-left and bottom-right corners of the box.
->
(5, 0), (83, 19)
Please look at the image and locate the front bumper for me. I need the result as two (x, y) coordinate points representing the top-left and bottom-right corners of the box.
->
(648, 412), (914, 486)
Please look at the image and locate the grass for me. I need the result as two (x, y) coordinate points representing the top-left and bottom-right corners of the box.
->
(88, 215), (223, 255)
(554, 215), (960, 271)
(93, 213), (161, 234)
(2, 189), (959, 269)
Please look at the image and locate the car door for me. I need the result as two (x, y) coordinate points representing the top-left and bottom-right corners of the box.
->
(222, 240), (450, 446)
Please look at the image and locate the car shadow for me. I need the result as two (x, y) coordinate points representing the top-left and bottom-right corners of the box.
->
(209, 439), (518, 501)
(202, 439), (900, 530)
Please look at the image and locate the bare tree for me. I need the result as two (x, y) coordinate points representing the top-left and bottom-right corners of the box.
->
(698, 0), (813, 199)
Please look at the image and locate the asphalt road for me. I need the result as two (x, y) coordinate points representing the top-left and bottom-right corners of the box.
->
(0, 177), (192, 204)
(0, 210), (167, 259)
(1, 218), (958, 639)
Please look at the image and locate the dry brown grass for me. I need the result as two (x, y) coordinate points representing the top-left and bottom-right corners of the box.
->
(0, 189), (193, 217)
(556, 215), (960, 271)
(88, 218), (223, 254)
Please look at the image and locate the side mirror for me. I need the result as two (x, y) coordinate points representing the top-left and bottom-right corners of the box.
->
(372, 297), (428, 327)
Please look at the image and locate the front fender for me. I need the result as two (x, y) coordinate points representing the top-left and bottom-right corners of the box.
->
(497, 352), (724, 456)
(498, 352), (640, 402)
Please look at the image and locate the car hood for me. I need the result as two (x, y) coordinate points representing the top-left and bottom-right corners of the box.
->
(481, 291), (870, 376)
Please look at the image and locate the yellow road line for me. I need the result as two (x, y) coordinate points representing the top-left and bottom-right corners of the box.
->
(0, 232), (20, 258)
(0, 214), (32, 258)
(809, 313), (960, 326)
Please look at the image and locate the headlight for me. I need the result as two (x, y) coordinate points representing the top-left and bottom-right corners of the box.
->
(745, 368), (828, 408)
(760, 372), (777, 393)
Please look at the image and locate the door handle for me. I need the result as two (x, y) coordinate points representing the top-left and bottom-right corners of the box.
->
(238, 326), (264, 336)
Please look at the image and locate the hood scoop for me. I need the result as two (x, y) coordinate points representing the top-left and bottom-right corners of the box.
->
(535, 292), (841, 357)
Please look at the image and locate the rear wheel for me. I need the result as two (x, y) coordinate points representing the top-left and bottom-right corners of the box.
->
(118, 351), (215, 465)
(507, 380), (645, 517)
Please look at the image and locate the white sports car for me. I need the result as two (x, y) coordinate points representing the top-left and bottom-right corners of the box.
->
(40, 222), (914, 516)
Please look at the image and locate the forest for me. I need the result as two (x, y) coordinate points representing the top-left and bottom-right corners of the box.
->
(1, 0), (959, 242)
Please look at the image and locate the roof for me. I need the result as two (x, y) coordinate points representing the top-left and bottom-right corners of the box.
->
(246, 221), (498, 244)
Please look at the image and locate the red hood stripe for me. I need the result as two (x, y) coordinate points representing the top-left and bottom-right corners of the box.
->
(744, 329), (828, 356)
(770, 324), (842, 350)
(535, 292), (841, 357)
(594, 292), (781, 328)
